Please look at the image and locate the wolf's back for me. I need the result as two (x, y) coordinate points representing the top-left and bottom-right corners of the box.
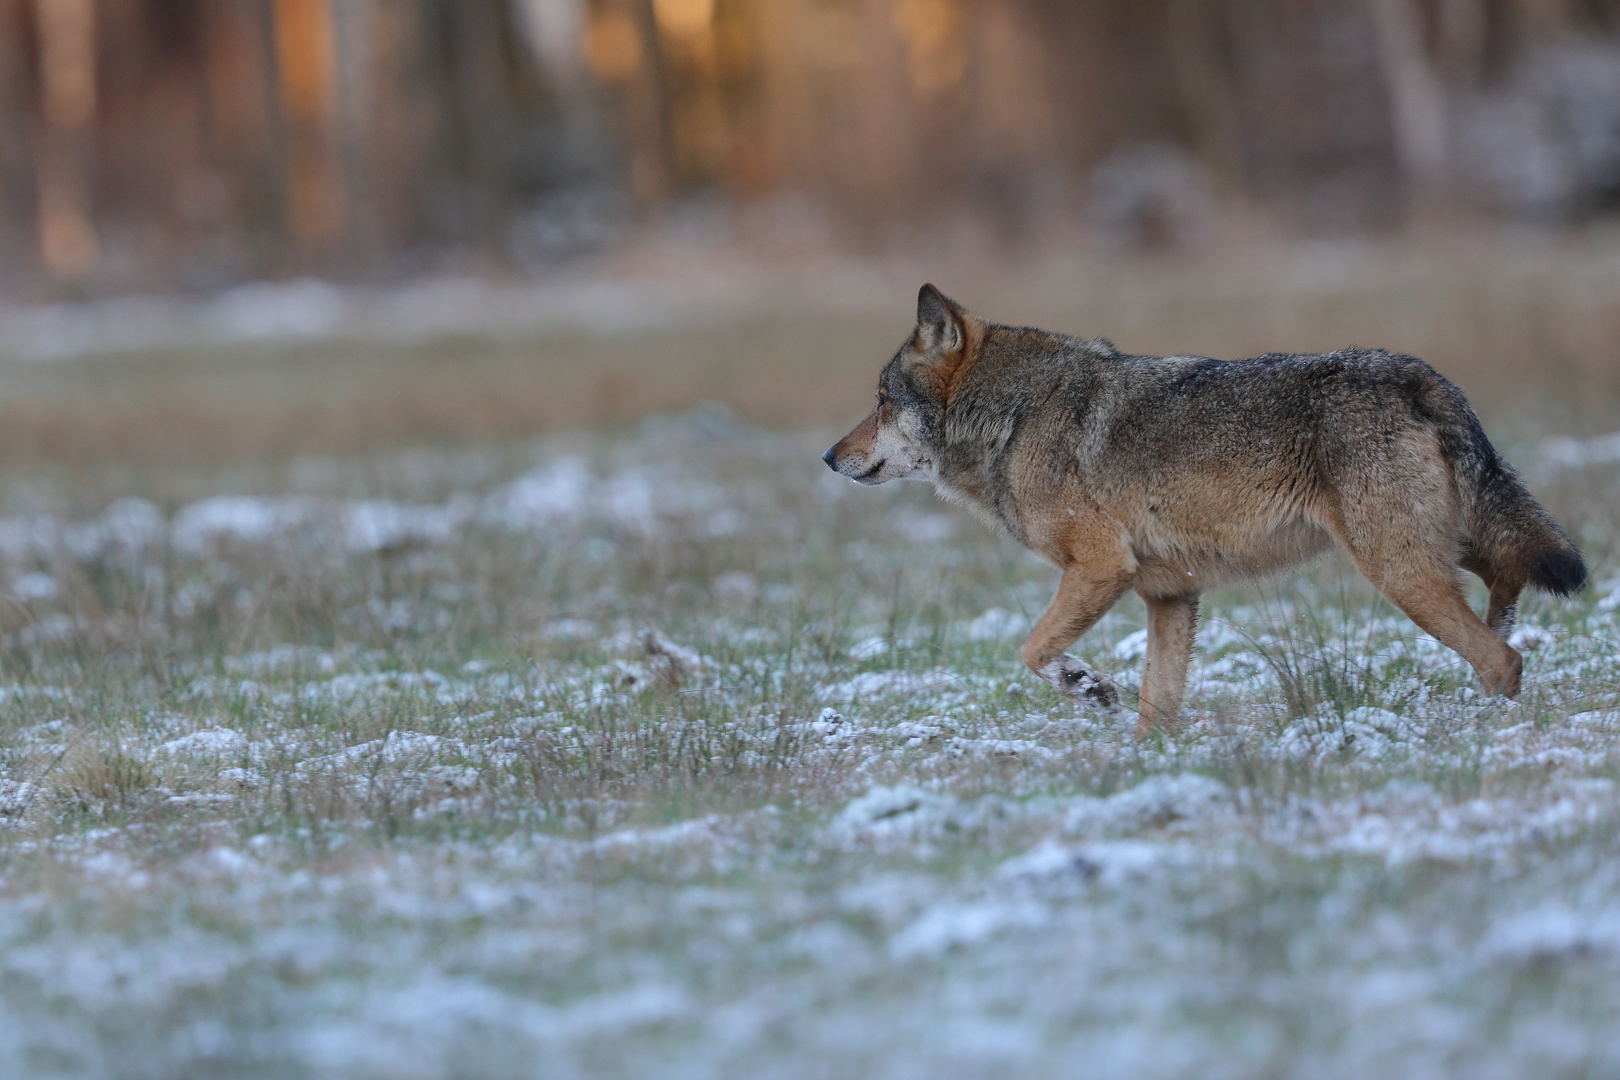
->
(1423, 375), (1586, 595)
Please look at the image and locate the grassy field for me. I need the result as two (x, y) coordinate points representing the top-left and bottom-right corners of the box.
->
(1, 236), (1619, 1078)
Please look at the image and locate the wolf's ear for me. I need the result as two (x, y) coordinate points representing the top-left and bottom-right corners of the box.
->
(914, 283), (965, 357)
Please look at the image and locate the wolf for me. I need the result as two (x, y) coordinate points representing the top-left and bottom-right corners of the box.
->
(823, 285), (1586, 735)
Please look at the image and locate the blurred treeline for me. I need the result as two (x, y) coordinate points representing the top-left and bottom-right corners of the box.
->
(4, 0), (1620, 293)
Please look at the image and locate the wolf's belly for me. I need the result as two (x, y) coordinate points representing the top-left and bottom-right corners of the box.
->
(1128, 515), (1335, 596)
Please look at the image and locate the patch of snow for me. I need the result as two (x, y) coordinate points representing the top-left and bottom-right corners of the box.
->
(165, 793), (237, 808)
(0, 779), (36, 816)
(9, 571), (58, 601)
(1276, 708), (1424, 764)
(833, 784), (956, 844)
(1508, 623), (1558, 651)
(889, 898), (1048, 960)
(589, 817), (728, 858)
(818, 669), (962, 702)
(1479, 904), (1620, 961)
(1112, 628), (1150, 661)
(342, 499), (467, 551)
(212, 278), (347, 341)
(172, 494), (464, 555)
(1338, 707), (1424, 762)
(482, 456), (592, 527)
(889, 719), (945, 747)
(1568, 710), (1619, 730)
(839, 785), (934, 825)
(788, 707), (857, 746)
(171, 495), (322, 554)
(157, 728), (249, 758)
(1064, 774), (1233, 837)
(296, 975), (690, 1075)
(1269, 778), (1619, 865)
(997, 838), (1187, 889)
(542, 618), (597, 642)
(849, 636), (892, 660)
(0, 514), (60, 559)
(482, 457), (730, 537)
(64, 497), (167, 559)
(217, 768), (264, 789)
(298, 731), (453, 772)
(961, 608), (1028, 642)
(943, 737), (1054, 760)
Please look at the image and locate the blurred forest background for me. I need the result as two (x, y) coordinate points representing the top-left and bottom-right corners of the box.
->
(4, 0), (1620, 294)
(0, 0), (1618, 467)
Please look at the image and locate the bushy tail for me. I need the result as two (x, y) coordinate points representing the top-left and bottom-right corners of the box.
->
(1429, 383), (1586, 596)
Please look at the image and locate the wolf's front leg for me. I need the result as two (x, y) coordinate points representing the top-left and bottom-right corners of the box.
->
(1021, 566), (1132, 713)
(1138, 593), (1199, 736)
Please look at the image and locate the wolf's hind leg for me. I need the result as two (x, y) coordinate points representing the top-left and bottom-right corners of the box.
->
(1331, 456), (1523, 696)
(1345, 550), (1523, 697)
(1139, 594), (1199, 736)
(1484, 580), (1523, 642)
(1022, 567), (1132, 711)
(1462, 556), (1525, 643)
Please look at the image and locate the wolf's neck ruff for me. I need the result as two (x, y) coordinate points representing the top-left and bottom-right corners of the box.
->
(823, 284), (1586, 736)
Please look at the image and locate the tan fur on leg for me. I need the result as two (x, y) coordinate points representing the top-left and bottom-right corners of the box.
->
(1339, 543), (1524, 697)
(1022, 566), (1132, 710)
(1139, 594), (1199, 736)
(1393, 576), (1523, 695)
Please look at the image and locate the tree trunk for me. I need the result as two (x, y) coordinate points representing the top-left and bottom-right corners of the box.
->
(33, 0), (98, 283)
(1366, 0), (1450, 203)
(1167, 0), (1244, 194)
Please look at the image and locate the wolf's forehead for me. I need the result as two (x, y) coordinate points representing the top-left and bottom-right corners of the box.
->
(879, 349), (907, 385)
(879, 352), (928, 398)
(878, 366), (912, 404)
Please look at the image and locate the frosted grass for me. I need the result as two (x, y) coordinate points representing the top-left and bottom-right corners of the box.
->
(0, 412), (1616, 1078)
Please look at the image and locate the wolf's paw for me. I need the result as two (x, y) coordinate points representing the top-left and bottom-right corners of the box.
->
(1040, 655), (1119, 711)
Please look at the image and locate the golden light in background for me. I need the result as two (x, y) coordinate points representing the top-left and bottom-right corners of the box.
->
(272, 0), (343, 249)
(272, 0), (336, 123)
(892, 0), (966, 95)
(652, 0), (715, 39)
(584, 9), (643, 82)
(711, 16), (753, 80)
(34, 0), (98, 282)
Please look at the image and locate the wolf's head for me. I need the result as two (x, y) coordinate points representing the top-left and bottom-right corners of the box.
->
(822, 283), (977, 485)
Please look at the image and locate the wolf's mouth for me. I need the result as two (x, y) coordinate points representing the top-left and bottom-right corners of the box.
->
(856, 460), (885, 482)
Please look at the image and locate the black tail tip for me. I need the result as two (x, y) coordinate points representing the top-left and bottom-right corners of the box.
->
(1530, 545), (1588, 597)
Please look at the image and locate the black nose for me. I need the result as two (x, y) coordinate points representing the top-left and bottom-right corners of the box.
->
(822, 446), (838, 470)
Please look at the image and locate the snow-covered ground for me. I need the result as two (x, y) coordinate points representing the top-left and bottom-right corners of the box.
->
(0, 412), (1617, 1078)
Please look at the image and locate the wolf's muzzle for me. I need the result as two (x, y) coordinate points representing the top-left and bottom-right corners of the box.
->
(821, 446), (838, 471)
